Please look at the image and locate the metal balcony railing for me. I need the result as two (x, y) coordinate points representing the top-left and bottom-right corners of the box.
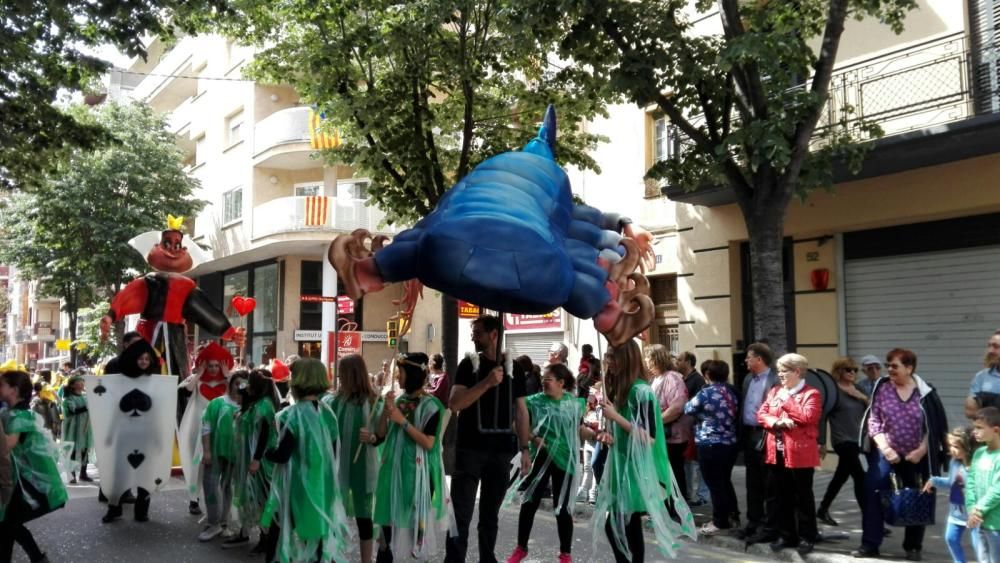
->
(251, 196), (399, 240)
(658, 32), (999, 162)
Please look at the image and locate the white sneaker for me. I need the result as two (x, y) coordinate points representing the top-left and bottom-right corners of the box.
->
(220, 527), (237, 540)
(198, 524), (224, 542)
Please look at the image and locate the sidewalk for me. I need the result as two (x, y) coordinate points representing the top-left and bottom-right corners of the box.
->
(558, 463), (966, 562)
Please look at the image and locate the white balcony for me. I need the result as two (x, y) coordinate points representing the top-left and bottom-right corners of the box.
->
(132, 41), (197, 112)
(253, 107), (319, 169)
(251, 196), (398, 240)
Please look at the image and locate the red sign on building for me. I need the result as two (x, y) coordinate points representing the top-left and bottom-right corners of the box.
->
(458, 300), (481, 319)
(300, 294), (336, 303)
(503, 310), (562, 332)
(329, 330), (362, 361)
(337, 295), (355, 315)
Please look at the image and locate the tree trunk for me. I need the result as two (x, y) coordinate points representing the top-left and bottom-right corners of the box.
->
(744, 206), (789, 356)
(68, 307), (79, 367)
(441, 294), (459, 381)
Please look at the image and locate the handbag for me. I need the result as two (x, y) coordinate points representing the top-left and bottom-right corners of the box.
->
(880, 470), (935, 527)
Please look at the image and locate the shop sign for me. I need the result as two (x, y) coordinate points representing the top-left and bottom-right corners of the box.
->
(300, 294), (337, 303)
(458, 300), (480, 319)
(337, 295), (355, 315)
(503, 310), (562, 332)
(330, 330), (362, 361)
(361, 331), (388, 342)
(294, 330), (323, 341)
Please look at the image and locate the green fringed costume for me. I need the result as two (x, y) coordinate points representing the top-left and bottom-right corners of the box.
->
(322, 393), (382, 519)
(62, 393), (93, 456)
(202, 395), (239, 463)
(592, 380), (696, 559)
(0, 408), (67, 523)
(372, 394), (454, 561)
(505, 392), (585, 510)
(262, 400), (349, 563)
(233, 398), (277, 529)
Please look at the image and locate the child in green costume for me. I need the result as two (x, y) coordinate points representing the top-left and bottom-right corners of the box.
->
(594, 340), (696, 562)
(262, 357), (350, 563)
(198, 370), (246, 542)
(506, 363), (605, 563)
(0, 369), (68, 563)
(372, 352), (454, 562)
(62, 375), (93, 483)
(229, 368), (280, 551)
(324, 353), (383, 563)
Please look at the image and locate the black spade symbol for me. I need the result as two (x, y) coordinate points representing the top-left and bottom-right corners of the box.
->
(154, 478), (162, 486)
(119, 389), (153, 417)
(94, 383), (107, 396)
(127, 450), (145, 469)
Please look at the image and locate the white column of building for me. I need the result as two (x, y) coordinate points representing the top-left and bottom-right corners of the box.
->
(320, 257), (338, 373)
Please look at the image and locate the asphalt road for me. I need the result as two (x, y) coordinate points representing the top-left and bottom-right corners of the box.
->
(9, 475), (771, 562)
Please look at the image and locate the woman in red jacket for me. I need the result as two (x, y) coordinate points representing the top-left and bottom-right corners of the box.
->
(757, 353), (822, 556)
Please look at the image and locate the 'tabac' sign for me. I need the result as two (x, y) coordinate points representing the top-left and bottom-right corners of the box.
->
(458, 300), (481, 319)
(504, 310), (562, 332)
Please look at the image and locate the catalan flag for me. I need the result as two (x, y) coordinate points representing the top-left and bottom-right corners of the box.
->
(309, 109), (342, 150)
(305, 196), (329, 226)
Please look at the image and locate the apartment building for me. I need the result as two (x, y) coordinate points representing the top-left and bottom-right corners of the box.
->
(3, 265), (67, 369)
(115, 35), (440, 372)
(652, 0), (1000, 425)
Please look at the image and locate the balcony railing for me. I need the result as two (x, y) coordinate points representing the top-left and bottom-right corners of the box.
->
(659, 32), (998, 161)
(14, 329), (29, 344)
(251, 196), (399, 240)
(254, 107), (312, 155)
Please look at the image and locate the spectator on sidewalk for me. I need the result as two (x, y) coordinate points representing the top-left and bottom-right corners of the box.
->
(548, 342), (569, 368)
(737, 342), (780, 542)
(817, 357), (869, 526)
(968, 407), (1000, 562)
(445, 315), (529, 563)
(684, 360), (740, 535)
(515, 355), (542, 397)
(427, 353), (450, 405)
(590, 351), (617, 485)
(577, 343), (601, 400)
(854, 348), (949, 561)
(923, 426), (979, 563)
(965, 330), (1000, 419)
(758, 353), (822, 556)
(858, 355), (883, 397)
(645, 344), (690, 504)
(677, 351), (709, 505)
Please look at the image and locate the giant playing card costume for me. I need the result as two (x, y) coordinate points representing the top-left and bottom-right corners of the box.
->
(100, 215), (244, 509)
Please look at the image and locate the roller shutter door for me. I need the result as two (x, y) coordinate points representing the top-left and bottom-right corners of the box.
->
(504, 333), (561, 368)
(845, 245), (1000, 426)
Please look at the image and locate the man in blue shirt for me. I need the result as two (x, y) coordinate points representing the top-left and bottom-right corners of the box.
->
(737, 342), (779, 542)
(857, 355), (883, 397)
(966, 330), (1000, 419)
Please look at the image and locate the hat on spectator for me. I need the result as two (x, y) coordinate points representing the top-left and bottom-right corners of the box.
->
(860, 354), (882, 367)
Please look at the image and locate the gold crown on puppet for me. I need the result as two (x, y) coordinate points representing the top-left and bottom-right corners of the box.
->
(166, 214), (185, 231)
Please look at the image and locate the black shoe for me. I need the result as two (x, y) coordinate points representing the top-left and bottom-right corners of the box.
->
(905, 550), (921, 561)
(135, 495), (150, 522)
(249, 541), (267, 555)
(797, 541), (815, 555)
(98, 489), (108, 503)
(734, 525), (756, 540)
(851, 545), (880, 558)
(79, 472), (94, 482)
(188, 500), (202, 515)
(375, 548), (394, 563)
(746, 530), (778, 545)
(817, 508), (839, 526)
(102, 505), (123, 523)
(221, 535), (250, 549)
(883, 527), (892, 536)
(769, 538), (796, 552)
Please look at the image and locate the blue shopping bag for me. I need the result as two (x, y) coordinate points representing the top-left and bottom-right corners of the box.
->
(880, 471), (936, 527)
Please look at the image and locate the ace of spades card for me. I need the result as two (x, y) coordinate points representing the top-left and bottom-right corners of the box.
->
(85, 374), (178, 502)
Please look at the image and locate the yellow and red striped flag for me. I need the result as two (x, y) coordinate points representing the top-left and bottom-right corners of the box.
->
(309, 109), (342, 150)
(305, 196), (329, 226)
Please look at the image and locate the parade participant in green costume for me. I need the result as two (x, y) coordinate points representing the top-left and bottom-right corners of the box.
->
(506, 363), (604, 563)
(324, 353), (383, 563)
(372, 352), (454, 562)
(262, 357), (350, 563)
(198, 370), (246, 542)
(0, 369), (68, 563)
(594, 339), (696, 562)
(228, 368), (279, 551)
(62, 375), (93, 484)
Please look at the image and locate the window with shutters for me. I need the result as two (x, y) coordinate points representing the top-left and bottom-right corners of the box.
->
(969, 0), (1000, 114)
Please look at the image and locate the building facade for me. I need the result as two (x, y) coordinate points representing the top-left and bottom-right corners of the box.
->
(659, 0), (1000, 425)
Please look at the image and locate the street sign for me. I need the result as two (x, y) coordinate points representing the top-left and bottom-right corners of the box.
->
(458, 300), (481, 318)
(337, 295), (355, 315)
(300, 295), (336, 303)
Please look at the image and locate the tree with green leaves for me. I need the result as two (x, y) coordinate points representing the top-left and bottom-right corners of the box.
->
(522, 0), (915, 354)
(0, 101), (204, 362)
(0, 0), (225, 191)
(192, 0), (611, 371)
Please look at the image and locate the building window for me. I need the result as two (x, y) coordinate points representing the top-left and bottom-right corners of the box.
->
(299, 260), (323, 330)
(222, 270), (249, 331)
(653, 116), (670, 162)
(295, 182), (323, 197)
(227, 110), (244, 146)
(194, 135), (207, 165)
(223, 187), (243, 224)
(253, 263), (278, 333)
(337, 179), (369, 201)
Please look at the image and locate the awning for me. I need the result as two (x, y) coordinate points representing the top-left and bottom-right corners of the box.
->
(36, 355), (70, 365)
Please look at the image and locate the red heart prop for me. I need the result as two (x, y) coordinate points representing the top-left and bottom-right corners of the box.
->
(231, 295), (257, 316)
